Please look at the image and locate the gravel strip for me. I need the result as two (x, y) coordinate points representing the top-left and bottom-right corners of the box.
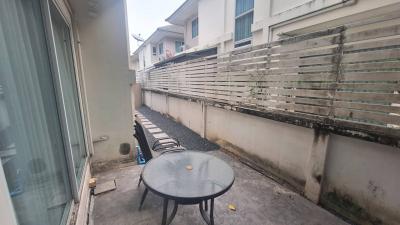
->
(137, 106), (219, 151)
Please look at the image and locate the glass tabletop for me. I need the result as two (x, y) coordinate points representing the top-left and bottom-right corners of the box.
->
(142, 151), (234, 201)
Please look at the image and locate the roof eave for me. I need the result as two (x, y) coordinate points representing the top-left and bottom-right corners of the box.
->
(165, 0), (198, 26)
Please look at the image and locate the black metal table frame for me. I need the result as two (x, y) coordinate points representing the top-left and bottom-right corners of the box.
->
(140, 179), (234, 225)
(160, 198), (215, 225)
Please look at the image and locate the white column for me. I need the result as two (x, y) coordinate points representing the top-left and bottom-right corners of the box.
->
(304, 130), (330, 203)
(0, 163), (18, 225)
(200, 101), (207, 138)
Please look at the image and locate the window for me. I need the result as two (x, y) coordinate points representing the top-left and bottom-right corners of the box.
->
(0, 0), (73, 224)
(152, 46), (157, 55)
(235, 0), (254, 46)
(158, 42), (164, 55)
(192, 17), (198, 38)
(175, 41), (184, 53)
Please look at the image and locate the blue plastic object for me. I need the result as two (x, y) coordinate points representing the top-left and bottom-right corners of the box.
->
(136, 146), (146, 165)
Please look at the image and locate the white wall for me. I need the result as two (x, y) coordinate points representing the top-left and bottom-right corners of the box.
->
(76, 0), (133, 163)
(198, 0), (225, 47)
(184, 15), (199, 49)
(144, 44), (152, 69)
(138, 49), (145, 70)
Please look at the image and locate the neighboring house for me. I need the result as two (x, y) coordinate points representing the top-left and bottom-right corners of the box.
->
(166, 0), (400, 53)
(131, 25), (184, 73)
(0, 0), (133, 225)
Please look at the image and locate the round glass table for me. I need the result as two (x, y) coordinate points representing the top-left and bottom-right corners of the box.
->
(141, 151), (235, 225)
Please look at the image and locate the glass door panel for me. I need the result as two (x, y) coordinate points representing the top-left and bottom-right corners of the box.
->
(0, 0), (72, 224)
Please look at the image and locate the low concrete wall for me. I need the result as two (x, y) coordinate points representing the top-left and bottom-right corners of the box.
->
(143, 90), (400, 225)
(322, 135), (400, 224)
(168, 97), (203, 136)
(206, 106), (312, 186)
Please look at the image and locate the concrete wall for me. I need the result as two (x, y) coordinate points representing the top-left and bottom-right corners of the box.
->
(323, 135), (400, 224)
(75, 0), (133, 163)
(168, 97), (203, 135)
(206, 106), (313, 185)
(143, 90), (400, 225)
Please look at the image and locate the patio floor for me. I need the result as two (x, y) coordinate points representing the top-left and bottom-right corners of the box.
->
(91, 107), (349, 225)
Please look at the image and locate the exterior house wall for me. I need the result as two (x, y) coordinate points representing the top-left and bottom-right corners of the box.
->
(134, 37), (185, 72)
(268, 0), (400, 40)
(75, 0), (133, 163)
(163, 37), (185, 58)
(198, 0), (225, 47)
(184, 15), (199, 49)
(142, 90), (400, 224)
(177, 0), (400, 53)
(138, 49), (145, 70)
(144, 44), (153, 69)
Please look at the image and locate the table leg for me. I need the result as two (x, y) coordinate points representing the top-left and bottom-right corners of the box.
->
(167, 201), (178, 225)
(162, 199), (168, 225)
(139, 188), (148, 210)
(199, 198), (215, 225)
(161, 199), (178, 225)
(210, 198), (214, 225)
(205, 200), (208, 211)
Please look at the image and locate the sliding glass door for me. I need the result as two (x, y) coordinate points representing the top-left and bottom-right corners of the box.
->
(0, 0), (72, 224)
(50, 3), (87, 186)
(0, 0), (88, 224)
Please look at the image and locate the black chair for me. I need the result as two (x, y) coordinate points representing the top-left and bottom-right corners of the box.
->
(133, 120), (185, 209)
(134, 120), (184, 153)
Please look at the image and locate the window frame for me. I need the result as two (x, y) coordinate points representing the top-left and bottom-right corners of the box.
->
(175, 40), (184, 53)
(191, 17), (198, 39)
(158, 42), (164, 55)
(41, 0), (90, 203)
(152, 46), (157, 56)
(234, 0), (254, 47)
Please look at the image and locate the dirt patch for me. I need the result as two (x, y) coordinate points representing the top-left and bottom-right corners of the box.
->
(321, 189), (384, 225)
(91, 156), (135, 174)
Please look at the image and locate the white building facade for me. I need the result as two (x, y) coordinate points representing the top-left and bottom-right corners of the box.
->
(167, 0), (400, 53)
(131, 25), (184, 73)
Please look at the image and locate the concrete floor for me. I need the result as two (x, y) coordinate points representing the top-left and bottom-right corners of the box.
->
(92, 150), (348, 225)
(92, 107), (348, 225)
